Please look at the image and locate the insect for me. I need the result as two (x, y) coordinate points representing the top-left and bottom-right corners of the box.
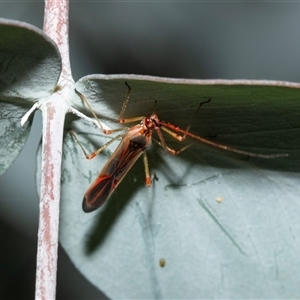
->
(71, 82), (288, 213)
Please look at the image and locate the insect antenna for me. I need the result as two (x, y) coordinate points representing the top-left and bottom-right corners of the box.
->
(153, 100), (158, 114)
(183, 98), (211, 140)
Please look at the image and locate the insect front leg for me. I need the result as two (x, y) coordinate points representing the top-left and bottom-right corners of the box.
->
(154, 129), (193, 156)
(69, 130), (125, 160)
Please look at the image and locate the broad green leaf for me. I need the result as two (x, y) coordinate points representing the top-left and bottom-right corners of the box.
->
(0, 18), (61, 175)
(60, 75), (300, 299)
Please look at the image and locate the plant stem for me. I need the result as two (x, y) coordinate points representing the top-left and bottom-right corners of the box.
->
(43, 0), (73, 86)
(35, 0), (74, 299)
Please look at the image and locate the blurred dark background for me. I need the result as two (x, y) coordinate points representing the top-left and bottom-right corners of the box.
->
(1, 1), (300, 299)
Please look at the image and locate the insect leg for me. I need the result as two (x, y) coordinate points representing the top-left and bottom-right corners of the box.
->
(75, 89), (112, 134)
(75, 88), (130, 135)
(161, 120), (288, 159)
(153, 131), (192, 156)
(159, 99), (287, 158)
(143, 151), (152, 187)
(158, 99), (211, 143)
(117, 82), (132, 120)
(116, 82), (147, 124)
(69, 130), (124, 160)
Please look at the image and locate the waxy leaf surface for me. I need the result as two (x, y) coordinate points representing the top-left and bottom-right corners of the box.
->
(0, 18), (61, 175)
(60, 75), (300, 299)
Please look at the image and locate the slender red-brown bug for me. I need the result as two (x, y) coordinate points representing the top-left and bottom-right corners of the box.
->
(71, 82), (287, 212)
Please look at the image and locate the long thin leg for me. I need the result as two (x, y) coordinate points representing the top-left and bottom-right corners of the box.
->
(159, 99), (211, 142)
(152, 99), (212, 154)
(75, 89), (129, 135)
(117, 82), (149, 124)
(117, 115), (146, 124)
(69, 130), (124, 160)
(118, 82), (132, 120)
(157, 98), (287, 159)
(160, 121), (288, 159)
(72, 84), (145, 162)
(161, 99), (211, 142)
(143, 151), (152, 187)
(153, 132), (192, 155)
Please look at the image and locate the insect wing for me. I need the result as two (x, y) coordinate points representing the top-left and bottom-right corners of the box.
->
(83, 129), (149, 212)
(83, 175), (115, 212)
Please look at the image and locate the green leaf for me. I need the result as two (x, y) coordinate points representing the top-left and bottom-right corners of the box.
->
(0, 18), (61, 175)
(60, 75), (300, 298)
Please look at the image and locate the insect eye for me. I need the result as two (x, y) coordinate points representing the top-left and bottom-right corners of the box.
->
(144, 117), (151, 124)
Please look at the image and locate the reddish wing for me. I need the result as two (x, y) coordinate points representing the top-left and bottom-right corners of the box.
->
(83, 124), (152, 212)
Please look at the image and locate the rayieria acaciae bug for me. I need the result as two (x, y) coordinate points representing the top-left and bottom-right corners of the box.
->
(70, 82), (288, 212)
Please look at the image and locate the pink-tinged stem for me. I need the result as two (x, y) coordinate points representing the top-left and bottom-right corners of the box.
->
(35, 99), (67, 300)
(43, 0), (73, 86)
(35, 0), (74, 299)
